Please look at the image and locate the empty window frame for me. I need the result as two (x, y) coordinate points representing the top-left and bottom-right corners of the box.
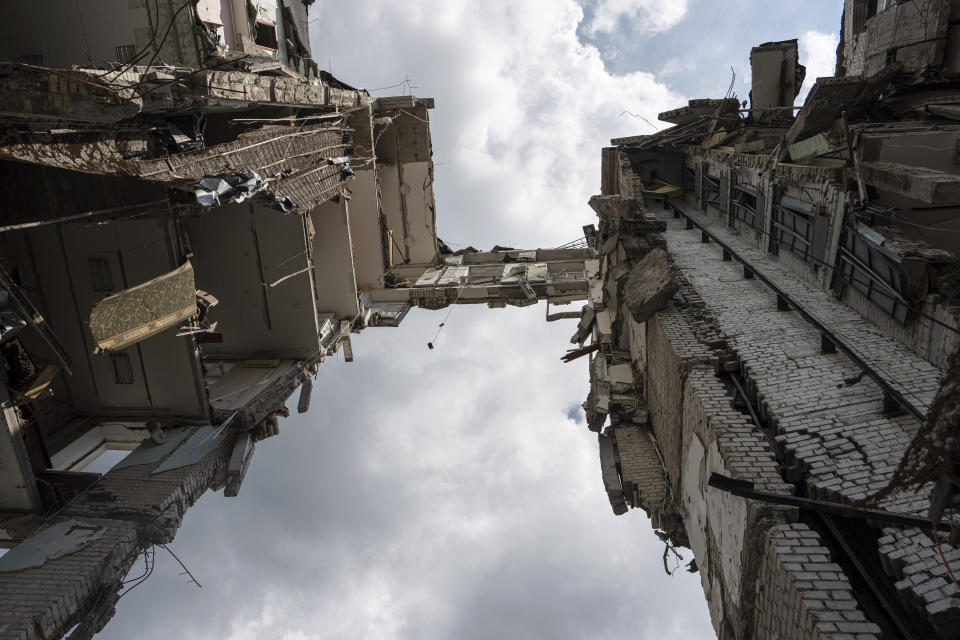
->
(772, 195), (829, 265)
(109, 353), (135, 384)
(836, 223), (909, 323)
(87, 258), (114, 293)
(731, 184), (763, 231)
(115, 44), (137, 64)
(852, 0), (879, 35)
(254, 22), (278, 49)
(702, 174), (721, 207)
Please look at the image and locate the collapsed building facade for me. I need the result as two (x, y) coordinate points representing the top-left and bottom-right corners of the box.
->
(582, 2), (960, 638)
(0, 2), (591, 639)
(4, 1), (960, 640)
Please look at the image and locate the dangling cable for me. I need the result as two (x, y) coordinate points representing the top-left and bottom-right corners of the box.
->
(427, 281), (467, 349)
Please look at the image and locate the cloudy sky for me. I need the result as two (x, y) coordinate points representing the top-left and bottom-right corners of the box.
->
(97, 2), (842, 639)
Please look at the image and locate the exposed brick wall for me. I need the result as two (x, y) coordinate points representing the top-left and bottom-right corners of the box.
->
(0, 518), (139, 640)
(616, 149), (644, 200)
(681, 366), (793, 637)
(753, 523), (881, 639)
(684, 369), (789, 496)
(639, 273), (803, 636)
(644, 309), (696, 495)
(879, 527), (960, 635)
(612, 425), (666, 511)
(0, 432), (233, 640)
(659, 201), (958, 634)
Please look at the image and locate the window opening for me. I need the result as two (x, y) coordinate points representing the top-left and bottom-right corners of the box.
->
(87, 258), (114, 293)
(115, 45), (137, 64)
(254, 22), (278, 50)
(732, 184), (763, 231)
(772, 195), (829, 264)
(852, 0), (878, 34)
(109, 353), (135, 384)
(836, 222), (909, 324)
(702, 174), (721, 207)
(81, 448), (132, 475)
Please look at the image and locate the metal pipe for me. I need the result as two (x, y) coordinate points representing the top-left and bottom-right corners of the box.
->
(709, 473), (950, 532)
(0, 199), (168, 233)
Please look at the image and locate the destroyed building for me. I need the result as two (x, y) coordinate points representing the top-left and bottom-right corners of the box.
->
(4, 1), (960, 639)
(0, 2), (592, 639)
(579, 2), (960, 639)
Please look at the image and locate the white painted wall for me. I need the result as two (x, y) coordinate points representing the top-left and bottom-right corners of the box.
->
(348, 169), (385, 291)
(311, 199), (361, 320)
(379, 162), (439, 268)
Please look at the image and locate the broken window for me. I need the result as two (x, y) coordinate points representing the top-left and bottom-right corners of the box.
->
(115, 44), (137, 64)
(109, 353), (135, 384)
(87, 258), (114, 293)
(836, 223), (909, 324)
(702, 174), (721, 207)
(852, 0), (878, 34)
(254, 22), (278, 50)
(772, 195), (829, 265)
(732, 184), (763, 231)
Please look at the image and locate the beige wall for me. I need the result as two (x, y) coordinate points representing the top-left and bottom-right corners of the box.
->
(311, 199), (361, 320)
(348, 169), (385, 291)
(185, 202), (321, 360)
(0, 0), (201, 69)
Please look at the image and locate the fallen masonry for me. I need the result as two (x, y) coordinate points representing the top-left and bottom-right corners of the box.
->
(1, 1), (960, 640)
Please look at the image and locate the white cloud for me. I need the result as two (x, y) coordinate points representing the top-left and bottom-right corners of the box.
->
(102, 308), (714, 640)
(658, 56), (697, 78)
(310, 0), (685, 249)
(585, 0), (689, 36)
(95, 3), (713, 640)
(797, 30), (839, 104)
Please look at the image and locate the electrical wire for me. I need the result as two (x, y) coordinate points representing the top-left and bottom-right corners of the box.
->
(120, 0), (195, 95)
(94, 0), (161, 80)
(397, 109), (430, 124)
(428, 287), (464, 348)
(160, 544), (202, 589)
(368, 76), (416, 93)
(0, 58), (119, 95)
(117, 547), (156, 599)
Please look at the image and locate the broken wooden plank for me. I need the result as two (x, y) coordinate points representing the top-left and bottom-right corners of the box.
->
(562, 342), (600, 363)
